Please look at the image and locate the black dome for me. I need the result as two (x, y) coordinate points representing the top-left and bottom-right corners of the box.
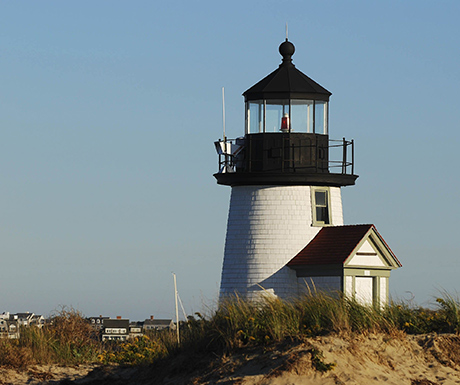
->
(243, 40), (331, 101)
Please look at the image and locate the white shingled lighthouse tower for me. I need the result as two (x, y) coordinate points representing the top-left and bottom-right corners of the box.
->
(214, 39), (401, 304)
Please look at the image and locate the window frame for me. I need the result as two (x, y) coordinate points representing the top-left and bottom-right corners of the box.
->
(311, 187), (332, 226)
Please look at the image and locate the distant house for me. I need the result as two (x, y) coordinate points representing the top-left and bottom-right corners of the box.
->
(7, 320), (20, 339)
(129, 322), (143, 339)
(101, 318), (130, 341)
(0, 312), (9, 320)
(88, 316), (110, 331)
(0, 314), (20, 339)
(13, 312), (35, 326)
(287, 224), (402, 306)
(4, 312), (45, 328)
(30, 314), (45, 328)
(143, 316), (176, 332)
(0, 318), (9, 338)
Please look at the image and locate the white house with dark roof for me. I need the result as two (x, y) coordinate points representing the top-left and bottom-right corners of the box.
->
(0, 316), (20, 339)
(101, 318), (130, 341)
(13, 312), (35, 326)
(143, 316), (176, 332)
(287, 224), (402, 305)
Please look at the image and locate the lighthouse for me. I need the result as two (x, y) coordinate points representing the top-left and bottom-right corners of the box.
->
(214, 39), (401, 304)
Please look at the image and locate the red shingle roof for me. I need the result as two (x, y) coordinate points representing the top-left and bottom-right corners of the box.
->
(287, 224), (374, 266)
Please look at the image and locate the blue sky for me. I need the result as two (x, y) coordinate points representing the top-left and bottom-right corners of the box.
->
(1, 1), (459, 320)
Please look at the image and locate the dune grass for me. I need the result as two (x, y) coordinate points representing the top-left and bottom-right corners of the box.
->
(2, 292), (460, 368)
(0, 307), (99, 368)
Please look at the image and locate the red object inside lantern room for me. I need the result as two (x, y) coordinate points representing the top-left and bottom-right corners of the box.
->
(281, 114), (289, 132)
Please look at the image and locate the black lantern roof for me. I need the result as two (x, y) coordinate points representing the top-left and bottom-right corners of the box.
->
(243, 39), (331, 102)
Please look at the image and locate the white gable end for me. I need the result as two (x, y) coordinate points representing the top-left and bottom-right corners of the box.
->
(347, 239), (386, 267)
(357, 239), (374, 254)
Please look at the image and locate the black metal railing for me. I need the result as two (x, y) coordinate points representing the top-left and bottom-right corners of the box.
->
(215, 136), (355, 175)
(328, 138), (354, 175)
(215, 138), (241, 173)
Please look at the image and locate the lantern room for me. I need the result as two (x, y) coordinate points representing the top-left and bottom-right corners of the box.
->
(214, 39), (357, 188)
(244, 39), (330, 135)
(246, 99), (328, 134)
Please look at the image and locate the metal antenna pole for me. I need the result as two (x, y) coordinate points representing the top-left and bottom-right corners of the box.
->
(285, 22), (288, 40)
(222, 87), (229, 171)
(173, 272), (180, 345)
(222, 87), (226, 141)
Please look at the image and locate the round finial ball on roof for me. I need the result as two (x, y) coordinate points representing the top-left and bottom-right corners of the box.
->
(279, 39), (295, 60)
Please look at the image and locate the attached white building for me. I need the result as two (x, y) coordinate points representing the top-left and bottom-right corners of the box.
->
(287, 224), (402, 305)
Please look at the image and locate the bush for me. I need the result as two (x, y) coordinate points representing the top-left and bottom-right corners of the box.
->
(98, 336), (167, 365)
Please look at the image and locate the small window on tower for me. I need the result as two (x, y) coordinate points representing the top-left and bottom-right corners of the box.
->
(312, 188), (331, 226)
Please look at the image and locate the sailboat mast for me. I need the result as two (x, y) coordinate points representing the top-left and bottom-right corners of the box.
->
(173, 272), (180, 344)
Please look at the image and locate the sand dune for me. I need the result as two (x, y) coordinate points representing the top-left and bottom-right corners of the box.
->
(2, 333), (460, 384)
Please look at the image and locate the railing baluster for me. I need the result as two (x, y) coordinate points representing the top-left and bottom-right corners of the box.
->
(351, 139), (354, 176)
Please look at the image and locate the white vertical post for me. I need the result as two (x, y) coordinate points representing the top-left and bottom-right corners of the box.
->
(258, 102), (262, 133)
(263, 100), (266, 133)
(324, 102), (329, 135)
(245, 102), (250, 135)
(173, 272), (180, 345)
(222, 87), (226, 141)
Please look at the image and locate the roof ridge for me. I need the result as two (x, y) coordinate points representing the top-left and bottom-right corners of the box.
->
(327, 224), (374, 227)
(287, 224), (376, 267)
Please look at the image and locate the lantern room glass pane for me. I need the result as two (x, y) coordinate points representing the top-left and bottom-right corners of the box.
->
(266, 100), (289, 132)
(248, 101), (263, 133)
(291, 99), (313, 133)
(314, 101), (327, 134)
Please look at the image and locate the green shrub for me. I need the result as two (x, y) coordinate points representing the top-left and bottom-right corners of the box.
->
(99, 336), (167, 365)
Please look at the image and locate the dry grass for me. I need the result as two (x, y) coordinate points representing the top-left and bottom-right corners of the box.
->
(2, 292), (460, 369)
(0, 307), (99, 368)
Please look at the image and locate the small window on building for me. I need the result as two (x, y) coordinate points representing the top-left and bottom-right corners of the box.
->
(312, 187), (331, 226)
